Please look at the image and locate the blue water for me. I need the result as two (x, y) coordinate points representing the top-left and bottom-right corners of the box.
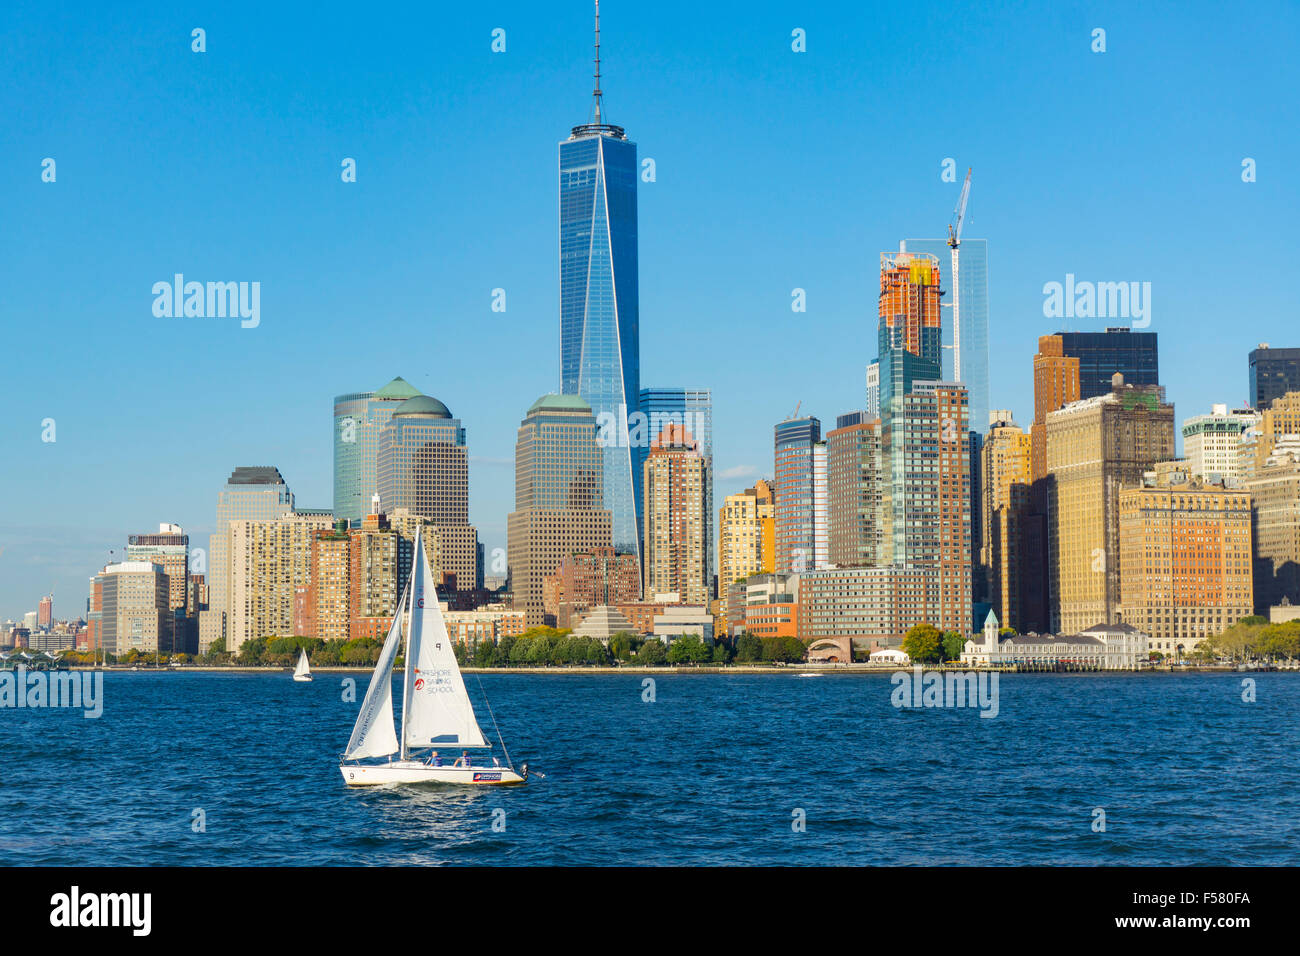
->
(2, 671), (1297, 865)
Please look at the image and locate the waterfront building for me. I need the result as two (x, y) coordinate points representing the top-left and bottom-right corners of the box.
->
(199, 467), (296, 653)
(346, 511), (400, 642)
(774, 417), (825, 574)
(961, 611), (1147, 670)
(376, 393), (478, 591)
(303, 522), (352, 644)
(1181, 404), (1261, 487)
(507, 394), (614, 626)
(543, 547), (640, 629)
(333, 376), (422, 524)
(1245, 449), (1300, 612)
(227, 512), (334, 650)
(559, 26), (641, 562)
(87, 561), (169, 655)
(717, 480), (775, 625)
(126, 524), (190, 613)
(642, 424), (710, 605)
(740, 572), (799, 640)
(651, 605), (714, 645)
(571, 605), (637, 645)
(1045, 374), (1176, 635)
(1249, 344), (1300, 411)
(1118, 471), (1254, 656)
(827, 412), (882, 569)
(980, 412), (1032, 631)
(442, 605), (526, 649)
(797, 565), (935, 658)
(638, 387), (713, 584)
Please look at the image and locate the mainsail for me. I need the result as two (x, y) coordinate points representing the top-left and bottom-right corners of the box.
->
(342, 577), (408, 760)
(401, 528), (489, 753)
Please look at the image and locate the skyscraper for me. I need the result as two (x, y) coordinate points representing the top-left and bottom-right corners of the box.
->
(1045, 374), (1175, 634)
(717, 479), (775, 628)
(774, 417), (825, 574)
(376, 393), (478, 590)
(876, 250), (942, 413)
(333, 376), (422, 525)
(903, 237), (990, 433)
(827, 411), (882, 569)
(1248, 344), (1300, 411)
(638, 387), (713, 585)
(228, 512), (334, 650)
(980, 413), (1031, 631)
(642, 425), (709, 605)
(559, 8), (640, 562)
(507, 394), (615, 625)
(198, 467), (296, 653)
(1181, 404), (1260, 486)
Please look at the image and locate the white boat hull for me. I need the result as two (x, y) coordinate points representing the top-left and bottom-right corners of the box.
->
(293, 675), (312, 682)
(340, 760), (526, 787)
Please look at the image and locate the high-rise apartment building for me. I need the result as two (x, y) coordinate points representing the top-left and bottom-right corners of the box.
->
(1119, 471), (1254, 655)
(543, 547), (641, 629)
(980, 412), (1032, 631)
(507, 394), (615, 625)
(638, 387), (713, 585)
(88, 561), (169, 655)
(227, 512), (334, 650)
(303, 523), (352, 643)
(1181, 404), (1260, 486)
(559, 27), (641, 561)
(348, 512), (401, 642)
(37, 596), (52, 630)
(126, 524), (189, 613)
(199, 467), (296, 653)
(642, 425), (709, 606)
(333, 376), (422, 524)
(1249, 345), (1300, 411)
(1045, 374), (1175, 635)
(717, 480), (775, 627)
(376, 393), (478, 591)
(1246, 450), (1300, 612)
(774, 417), (825, 574)
(826, 412), (882, 569)
(876, 250), (943, 412)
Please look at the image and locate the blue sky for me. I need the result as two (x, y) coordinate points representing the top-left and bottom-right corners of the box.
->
(2, 0), (1297, 620)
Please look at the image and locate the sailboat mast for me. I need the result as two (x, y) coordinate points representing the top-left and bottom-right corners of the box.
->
(399, 529), (419, 761)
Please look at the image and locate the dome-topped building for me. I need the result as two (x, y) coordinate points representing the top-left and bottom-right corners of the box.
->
(392, 394), (453, 419)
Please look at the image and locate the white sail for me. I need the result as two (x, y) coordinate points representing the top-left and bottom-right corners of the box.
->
(294, 648), (311, 679)
(402, 528), (488, 752)
(342, 578), (407, 760)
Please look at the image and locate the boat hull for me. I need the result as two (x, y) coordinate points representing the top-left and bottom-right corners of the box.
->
(340, 760), (526, 787)
(293, 675), (312, 682)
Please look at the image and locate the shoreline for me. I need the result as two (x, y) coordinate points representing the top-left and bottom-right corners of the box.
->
(34, 663), (1290, 675)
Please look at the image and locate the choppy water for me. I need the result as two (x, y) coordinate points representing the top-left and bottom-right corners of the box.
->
(2, 671), (1297, 865)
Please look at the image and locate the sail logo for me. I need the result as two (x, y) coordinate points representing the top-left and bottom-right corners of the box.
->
(414, 677), (425, 690)
(416, 598), (425, 608)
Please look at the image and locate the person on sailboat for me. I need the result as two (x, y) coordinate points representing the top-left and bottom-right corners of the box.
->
(425, 750), (442, 767)
(453, 750), (471, 768)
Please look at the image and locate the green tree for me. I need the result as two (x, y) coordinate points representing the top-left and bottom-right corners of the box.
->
(901, 624), (942, 664)
(636, 639), (667, 665)
(473, 639), (496, 667)
(941, 630), (965, 662)
(734, 633), (763, 663)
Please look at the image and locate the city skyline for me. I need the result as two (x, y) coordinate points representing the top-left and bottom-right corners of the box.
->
(3, 1), (1299, 617)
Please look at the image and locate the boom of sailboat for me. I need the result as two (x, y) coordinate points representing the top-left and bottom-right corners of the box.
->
(339, 527), (528, 786)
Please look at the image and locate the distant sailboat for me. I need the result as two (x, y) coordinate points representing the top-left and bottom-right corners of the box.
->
(339, 527), (527, 786)
(293, 647), (312, 682)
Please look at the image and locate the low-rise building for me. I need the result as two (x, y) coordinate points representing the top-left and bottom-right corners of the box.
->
(961, 610), (1147, 669)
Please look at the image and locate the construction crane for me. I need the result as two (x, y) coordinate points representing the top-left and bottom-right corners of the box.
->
(946, 167), (971, 381)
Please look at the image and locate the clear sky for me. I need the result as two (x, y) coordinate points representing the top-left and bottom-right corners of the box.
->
(2, 0), (1297, 620)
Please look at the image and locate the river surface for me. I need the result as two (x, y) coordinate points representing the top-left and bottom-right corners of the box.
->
(2, 671), (1296, 865)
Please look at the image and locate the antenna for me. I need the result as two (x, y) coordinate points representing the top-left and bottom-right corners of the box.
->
(593, 0), (603, 124)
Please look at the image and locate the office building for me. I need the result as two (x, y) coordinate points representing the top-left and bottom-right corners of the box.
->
(797, 565), (935, 658)
(1045, 374), (1175, 635)
(774, 417), (825, 574)
(741, 572), (800, 640)
(1246, 449), (1300, 612)
(559, 29), (641, 561)
(126, 524), (190, 613)
(717, 480), (775, 628)
(87, 561), (169, 655)
(1249, 344), (1300, 411)
(507, 394), (614, 626)
(980, 412), (1032, 631)
(1181, 404), (1260, 486)
(1255, 390), (1300, 470)
(333, 376), (422, 524)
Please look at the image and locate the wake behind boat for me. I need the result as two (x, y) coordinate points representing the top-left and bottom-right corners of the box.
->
(339, 527), (527, 787)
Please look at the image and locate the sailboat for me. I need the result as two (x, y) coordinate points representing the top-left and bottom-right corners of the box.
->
(293, 647), (312, 682)
(339, 527), (527, 787)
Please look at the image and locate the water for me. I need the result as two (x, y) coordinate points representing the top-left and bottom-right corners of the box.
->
(3, 671), (1297, 865)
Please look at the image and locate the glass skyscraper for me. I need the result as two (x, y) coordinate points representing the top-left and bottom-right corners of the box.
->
(638, 387), (713, 586)
(559, 110), (640, 561)
(903, 238), (989, 433)
(333, 376), (422, 524)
